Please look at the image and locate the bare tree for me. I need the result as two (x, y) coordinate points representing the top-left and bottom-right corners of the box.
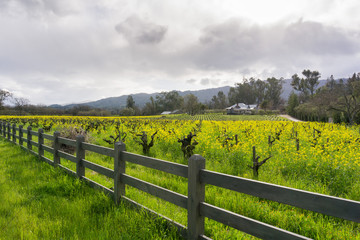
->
(0, 89), (12, 109)
(13, 97), (30, 112)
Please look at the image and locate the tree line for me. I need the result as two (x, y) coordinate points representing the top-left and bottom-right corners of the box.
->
(0, 77), (285, 116)
(287, 70), (360, 124)
(2, 69), (359, 122)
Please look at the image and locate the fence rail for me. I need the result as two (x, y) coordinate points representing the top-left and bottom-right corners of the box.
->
(0, 121), (359, 240)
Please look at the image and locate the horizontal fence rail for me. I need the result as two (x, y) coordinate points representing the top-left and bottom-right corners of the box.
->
(0, 120), (359, 240)
(123, 151), (188, 178)
(201, 170), (360, 223)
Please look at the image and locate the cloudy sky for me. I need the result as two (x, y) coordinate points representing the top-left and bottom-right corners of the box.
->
(1, 0), (360, 105)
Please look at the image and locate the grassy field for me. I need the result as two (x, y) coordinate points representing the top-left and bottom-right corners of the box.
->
(0, 138), (180, 240)
(1, 115), (360, 239)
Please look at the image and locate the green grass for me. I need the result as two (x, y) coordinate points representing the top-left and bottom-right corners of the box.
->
(0, 138), (180, 240)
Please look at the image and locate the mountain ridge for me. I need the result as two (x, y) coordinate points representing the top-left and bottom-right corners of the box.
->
(50, 79), (329, 109)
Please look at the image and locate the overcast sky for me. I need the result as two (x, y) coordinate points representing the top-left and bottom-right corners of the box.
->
(1, 0), (360, 105)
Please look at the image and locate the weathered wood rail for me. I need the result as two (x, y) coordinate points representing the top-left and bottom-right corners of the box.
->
(1, 121), (360, 240)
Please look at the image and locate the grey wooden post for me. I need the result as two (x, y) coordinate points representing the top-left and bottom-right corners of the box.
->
(53, 131), (60, 166)
(27, 126), (32, 150)
(19, 125), (23, 146)
(1, 122), (6, 137)
(76, 135), (85, 178)
(0, 121), (2, 135)
(252, 146), (258, 178)
(296, 138), (300, 151)
(114, 141), (126, 204)
(3, 122), (6, 137)
(38, 128), (44, 161)
(187, 154), (205, 240)
(12, 124), (16, 143)
(7, 123), (11, 140)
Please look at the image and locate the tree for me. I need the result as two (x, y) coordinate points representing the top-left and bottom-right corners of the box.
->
(126, 95), (135, 109)
(13, 97), (30, 113)
(286, 92), (299, 116)
(254, 79), (267, 105)
(229, 77), (283, 110)
(265, 77), (283, 109)
(228, 78), (257, 105)
(155, 91), (183, 112)
(0, 89), (12, 109)
(210, 91), (228, 109)
(329, 73), (360, 124)
(302, 69), (321, 96)
(183, 94), (201, 115)
(142, 96), (156, 115)
(291, 69), (321, 102)
(326, 75), (336, 91)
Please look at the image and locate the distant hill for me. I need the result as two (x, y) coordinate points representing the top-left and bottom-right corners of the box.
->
(50, 86), (232, 110)
(50, 79), (329, 110)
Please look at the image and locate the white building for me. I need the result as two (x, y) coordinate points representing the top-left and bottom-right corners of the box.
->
(226, 103), (257, 115)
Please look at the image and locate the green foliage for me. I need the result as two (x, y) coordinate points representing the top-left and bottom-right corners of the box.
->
(291, 69), (321, 101)
(210, 91), (228, 109)
(286, 91), (299, 116)
(126, 95), (136, 109)
(228, 77), (283, 110)
(0, 139), (180, 239)
(155, 91), (183, 113)
(183, 94), (203, 115)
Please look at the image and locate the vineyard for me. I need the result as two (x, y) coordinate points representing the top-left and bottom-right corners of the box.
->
(164, 113), (288, 121)
(1, 115), (360, 239)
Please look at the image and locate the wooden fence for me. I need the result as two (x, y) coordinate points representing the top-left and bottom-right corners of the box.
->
(1, 121), (360, 240)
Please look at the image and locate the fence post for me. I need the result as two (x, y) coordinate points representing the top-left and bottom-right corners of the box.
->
(0, 121), (2, 135)
(3, 122), (7, 138)
(114, 141), (126, 204)
(12, 124), (16, 143)
(27, 126), (32, 150)
(187, 154), (205, 240)
(296, 138), (300, 151)
(76, 135), (85, 179)
(7, 123), (11, 140)
(38, 128), (44, 161)
(19, 125), (23, 146)
(53, 131), (60, 167)
(252, 146), (258, 178)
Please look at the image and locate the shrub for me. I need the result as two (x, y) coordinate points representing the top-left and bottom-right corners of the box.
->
(55, 126), (91, 154)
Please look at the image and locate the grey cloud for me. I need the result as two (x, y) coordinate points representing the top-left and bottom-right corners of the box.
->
(3, 0), (77, 17)
(283, 20), (358, 55)
(186, 18), (360, 72)
(115, 15), (167, 45)
(186, 79), (196, 84)
(191, 19), (263, 69)
(200, 78), (221, 86)
(200, 78), (210, 85)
